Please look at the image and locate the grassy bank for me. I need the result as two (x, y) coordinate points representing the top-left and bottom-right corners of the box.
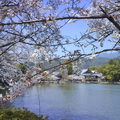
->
(0, 109), (47, 120)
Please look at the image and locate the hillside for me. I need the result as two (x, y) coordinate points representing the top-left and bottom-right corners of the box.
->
(25, 52), (120, 70)
(81, 57), (110, 69)
(81, 52), (120, 69)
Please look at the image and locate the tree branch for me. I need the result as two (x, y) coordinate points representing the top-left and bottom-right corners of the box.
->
(31, 48), (120, 78)
(100, 6), (120, 31)
(0, 15), (107, 26)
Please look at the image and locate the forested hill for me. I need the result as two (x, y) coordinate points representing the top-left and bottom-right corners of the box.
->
(82, 57), (110, 69)
(82, 52), (120, 69)
(25, 53), (120, 70)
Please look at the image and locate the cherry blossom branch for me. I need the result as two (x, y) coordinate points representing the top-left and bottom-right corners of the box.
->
(100, 6), (120, 31)
(0, 15), (107, 26)
(0, 42), (18, 56)
(49, 48), (120, 62)
(31, 48), (120, 78)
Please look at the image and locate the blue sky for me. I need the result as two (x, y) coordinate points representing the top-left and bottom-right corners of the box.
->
(57, 19), (115, 56)
(4, 0), (116, 57)
(52, 0), (116, 56)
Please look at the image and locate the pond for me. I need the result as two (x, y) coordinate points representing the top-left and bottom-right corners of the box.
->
(11, 83), (120, 120)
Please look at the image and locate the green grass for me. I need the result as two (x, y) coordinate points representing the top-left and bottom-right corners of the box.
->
(0, 109), (47, 120)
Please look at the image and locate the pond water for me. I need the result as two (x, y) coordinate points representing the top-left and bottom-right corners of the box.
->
(11, 83), (120, 120)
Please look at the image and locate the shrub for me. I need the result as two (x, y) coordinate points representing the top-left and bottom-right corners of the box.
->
(0, 109), (47, 120)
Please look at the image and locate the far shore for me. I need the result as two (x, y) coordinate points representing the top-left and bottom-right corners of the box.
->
(33, 79), (120, 85)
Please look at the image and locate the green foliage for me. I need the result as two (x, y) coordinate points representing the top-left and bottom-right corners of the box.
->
(101, 62), (120, 82)
(108, 58), (120, 65)
(17, 63), (27, 74)
(0, 89), (7, 96)
(61, 71), (65, 77)
(67, 63), (73, 75)
(0, 109), (47, 120)
(64, 60), (74, 75)
(89, 59), (120, 82)
(89, 66), (99, 71)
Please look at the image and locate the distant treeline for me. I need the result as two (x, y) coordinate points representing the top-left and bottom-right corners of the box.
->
(89, 59), (120, 82)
